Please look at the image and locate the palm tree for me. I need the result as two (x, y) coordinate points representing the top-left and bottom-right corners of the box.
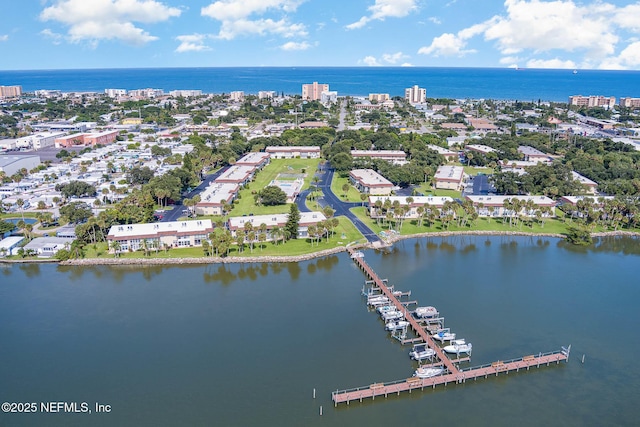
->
(110, 240), (121, 257)
(16, 198), (25, 222)
(360, 193), (368, 207)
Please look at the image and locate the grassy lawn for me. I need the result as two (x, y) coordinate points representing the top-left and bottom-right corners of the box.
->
(413, 184), (462, 199)
(80, 217), (364, 260)
(331, 173), (364, 202)
(227, 158), (321, 216)
(463, 166), (494, 176)
(349, 206), (613, 237)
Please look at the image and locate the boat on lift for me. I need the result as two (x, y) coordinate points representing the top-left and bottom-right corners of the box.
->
(381, 310), (404, 321)
(367, 295), (389, 306)
(415, 306), (439, 318)
(413, 365), (446, 378)
(432, 329), (456, 342)
(409, 344), (436, 361)
(385, 320), (410, 331)
(443, 339), (473, 355)
(377, 305), (397, 314)
(350, 251), (364, 259)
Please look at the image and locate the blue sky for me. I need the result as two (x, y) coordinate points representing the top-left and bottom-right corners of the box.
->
(1, 0), (640, 70)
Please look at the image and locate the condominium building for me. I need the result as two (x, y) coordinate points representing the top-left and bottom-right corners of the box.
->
(229, 91), (245, 102)
(434, 165), (465, 191)
(258, 91), (276, 100)
(227, 211), (327, 240)
(107, 220), (215, 252)
(349, 169), (393, 195)
(104, 89), (127, 98)
(0, 85), (22, 98)
(169, 90), (202, 97)
(351, 150), (407, 165)
(265, 146), (321, 159)
(404, 85), (426, 104)
(369, 93), (390, 103)
(302, 82), (329, 101)
(194, 183), (239, 216)
(619, 97), (640, 108)
(568, 95), (616, 108)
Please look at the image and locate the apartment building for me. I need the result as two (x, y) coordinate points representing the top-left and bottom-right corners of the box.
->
(349, 169), (393, 195)
(434, 165), (465, 191)
(404, 85), (426, 104)
(568, 95), (616, 109)
(0, 85), (22, 98)
(302, 82), (329, 101)
(369, 93), (390, 103)
(619, 97), (640, 108)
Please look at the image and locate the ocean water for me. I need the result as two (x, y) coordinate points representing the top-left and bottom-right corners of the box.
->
(1, 67), (640, 102)
(0, 235), (639, 426)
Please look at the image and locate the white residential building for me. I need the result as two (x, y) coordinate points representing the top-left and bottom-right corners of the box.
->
(227, 211), (327, 240)
(107, 220), (215, 252)
(405, 85), (426, 104)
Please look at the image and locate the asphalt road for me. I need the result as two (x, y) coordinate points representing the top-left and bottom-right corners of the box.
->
(160, 166), (229, 222)
(315, 166), (381, 243)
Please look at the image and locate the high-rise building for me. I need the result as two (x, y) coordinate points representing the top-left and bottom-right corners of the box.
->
(302, 82), (329, 101)
(619, 97), (640, 108)
(369, 93), (390, 103)
(105, 89), (127, 98)
(258, 91), (276, 100)
(568, 95), (616, 108)
(229, 91), (245, 102)
(0, 85), (22, 98)
(404, 85), (426, 104)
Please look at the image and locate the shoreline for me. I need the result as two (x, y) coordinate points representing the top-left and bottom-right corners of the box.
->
(1, 230), (636, 267)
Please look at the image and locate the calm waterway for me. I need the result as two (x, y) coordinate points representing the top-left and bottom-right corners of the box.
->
(1, 235), (639, 426)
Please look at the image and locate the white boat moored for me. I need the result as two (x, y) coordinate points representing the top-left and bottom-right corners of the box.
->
(432, 329), (456, 342)
(443, 339), (473, 355)
(385, 320), (410, 331)
(409, 344), (436, 361)
(415, 306), (439, 318)
(413, 366), (445, 378)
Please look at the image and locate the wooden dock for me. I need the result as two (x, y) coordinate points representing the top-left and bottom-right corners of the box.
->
(332, 351), (568, 405)
(334, 248), (570, 406)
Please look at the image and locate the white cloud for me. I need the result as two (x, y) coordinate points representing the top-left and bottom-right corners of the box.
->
(40, 0), (181, 46)
(360, 51), (410, 66)
(175, 34), (212, 53)
(0, 35), (8, 42)
(526, 58), (577, 69)
(418, 33), (476, 57)
(382, 51), (409, 64)
(201, 0), (304, 20)
(202, 0), (307, 40)
(347, 0), (418, 30)
(217, 18), (306, 40)
(599, 41), (640, 69)
(427, 17), (441, 25)
(40, 29), (64, 45)
(361, 56), (381, 66)
(280, 41), (311, 51)
(419, 0), (640, 68)
(401, 62), (413, 67)
(484, 0), (618, 58)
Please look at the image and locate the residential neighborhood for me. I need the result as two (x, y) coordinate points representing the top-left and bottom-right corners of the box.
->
(2, 83), (640, 258)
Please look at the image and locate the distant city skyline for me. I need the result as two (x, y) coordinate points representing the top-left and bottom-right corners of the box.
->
(1, 0), (640, 71)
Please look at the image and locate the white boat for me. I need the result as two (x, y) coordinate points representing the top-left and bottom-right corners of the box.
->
(443, 339), (473, 355)
(415, 306), (439, 318)
(414, 366), (445, 378)
(432, 329), (456, 342)
(351, 251), (364, 259)
(367, 295), (389, 306)
(377, 305), (397, 314)
(381, 310), (404, 321)
(385, 320), (410, 331)
(409, 344), (436, 361)
(573, 69), (578, 74)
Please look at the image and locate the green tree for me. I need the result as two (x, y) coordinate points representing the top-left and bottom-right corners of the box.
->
(285, 203), (300, 240)
(258, 185), (287, 206)
(60, 202), (94, 224)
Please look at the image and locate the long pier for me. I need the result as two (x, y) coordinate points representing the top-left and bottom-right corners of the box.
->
(335, 248), (570, 406)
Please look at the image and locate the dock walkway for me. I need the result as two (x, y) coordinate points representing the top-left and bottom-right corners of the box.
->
(334, 248), (570, 405)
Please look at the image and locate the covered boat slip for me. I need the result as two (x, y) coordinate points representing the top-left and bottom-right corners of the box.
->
(335, 247), (570, 405)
